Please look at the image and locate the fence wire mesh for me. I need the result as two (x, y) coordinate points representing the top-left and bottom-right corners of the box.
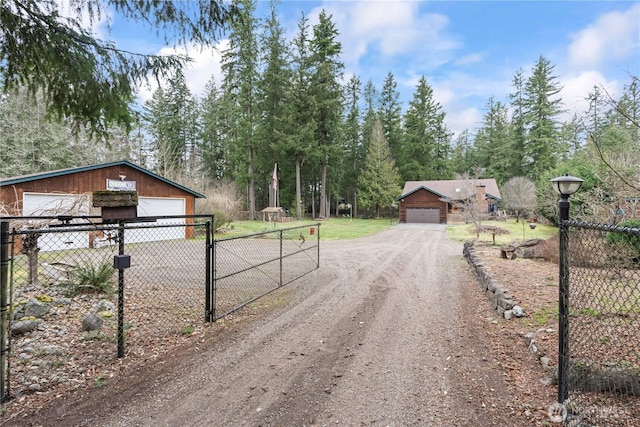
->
(213, 224), (319, 319)
(2, 217), (210, 400)
(563, 222), (640, 426)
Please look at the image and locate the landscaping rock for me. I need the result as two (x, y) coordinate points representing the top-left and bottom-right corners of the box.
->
(82, 313), (104, 331)
(12, 319), (42, 335)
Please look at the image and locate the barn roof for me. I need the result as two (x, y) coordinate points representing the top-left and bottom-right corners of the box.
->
(0, 160), (205, 198)
(399, 179), (501, 201)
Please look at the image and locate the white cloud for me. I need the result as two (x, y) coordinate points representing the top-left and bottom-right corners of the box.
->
(313, 1), (461, 73)
(559, 70), (621, 121)
(454, 53), (483, 67)
(567, 3), (640, 69)
(136, 40), (228, 104)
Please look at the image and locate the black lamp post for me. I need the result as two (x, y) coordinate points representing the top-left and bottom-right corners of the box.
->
(550, 173), (583, 406)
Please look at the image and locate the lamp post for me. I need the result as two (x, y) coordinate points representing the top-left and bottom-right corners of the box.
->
(550, 173), (583, 406)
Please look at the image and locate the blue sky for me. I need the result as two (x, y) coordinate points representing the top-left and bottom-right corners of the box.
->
(100, 1), (639, 137)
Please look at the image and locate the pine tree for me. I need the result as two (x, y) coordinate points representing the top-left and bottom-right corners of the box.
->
(143, 73), (199, 180)
(378, 72), (403, 163)
(199, 77), (227, 181)
(400, 76), (449, 181)
(474, 97), (512, 183)
(283, 12), (318, 219)
(0, 0), (237, 137)
(221, 0), (260, 219)
(310, 10), (344, 218)
(256, 0), (291, 209)
(522, 56), (564, 179)
(342, 75), (364, 214)
(508, 69), (527, 176)
(358, 120), (402, 218)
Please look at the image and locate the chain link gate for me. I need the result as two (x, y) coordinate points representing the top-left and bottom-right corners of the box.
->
(0, 215), (212, 402)
(211, 223), (320, 320)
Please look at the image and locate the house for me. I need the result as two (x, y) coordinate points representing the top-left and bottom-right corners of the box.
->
(1, 160), (205, 246)
(398, 179), (501, 224)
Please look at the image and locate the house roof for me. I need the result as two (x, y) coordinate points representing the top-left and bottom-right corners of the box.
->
(0, 160), (205, 198)
(399, 179), (501, 201)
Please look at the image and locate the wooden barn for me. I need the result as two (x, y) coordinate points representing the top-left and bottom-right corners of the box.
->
(1, 160), (204, 246)
(398, 179), (501, 224)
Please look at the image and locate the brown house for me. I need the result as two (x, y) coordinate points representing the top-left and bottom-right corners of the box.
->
(398, 179), (501, 224)
(1, 160), (204, 245)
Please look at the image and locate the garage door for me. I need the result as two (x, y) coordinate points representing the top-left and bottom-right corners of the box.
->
(406, 208), (440, 223)
(23, 193), (90, 251)
(127, 197), (186, 243)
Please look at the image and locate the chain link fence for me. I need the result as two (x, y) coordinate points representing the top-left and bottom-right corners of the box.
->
(561, 221), (640, 426)
(0, 217), (320, 403)
(213, 224), (320, 319)
(1, 216), (211, 401)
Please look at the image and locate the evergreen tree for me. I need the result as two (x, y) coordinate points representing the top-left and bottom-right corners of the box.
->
(256, 0), (291, 208)
(143, 73), (199, 180)
(0, 0), (237, 136)
(522, 56), (564, 179)
(400, 76), (448, 181)
(0, 87), (77, 177)
(451, 130), (475, 176)
(508, 68), (527, 176)
(199, 77), (227, 181)
(283, 12), (318, 219)
(474, 97), (512, 183)
(221, 0), (260, 219)
(342, 75), (364, 213)
(310, 10), (344, 218)
(358, 119), (402, 218)
(378, 72), (403, 163)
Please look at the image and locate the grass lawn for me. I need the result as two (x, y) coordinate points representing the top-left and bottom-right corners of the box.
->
(446, 218), (557, 245)
(216, 218), (393, 240)
(217, 217), (558, 244)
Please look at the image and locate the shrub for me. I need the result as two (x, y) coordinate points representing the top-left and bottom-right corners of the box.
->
(213, 209), (230, 232)
(66, 261), (115, 296)
(606, 219), (640, 254)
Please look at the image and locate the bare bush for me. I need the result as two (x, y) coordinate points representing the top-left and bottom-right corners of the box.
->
(195, 180), (243, 222)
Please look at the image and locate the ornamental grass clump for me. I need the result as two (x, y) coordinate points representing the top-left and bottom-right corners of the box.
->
(67, 261), (115, 296)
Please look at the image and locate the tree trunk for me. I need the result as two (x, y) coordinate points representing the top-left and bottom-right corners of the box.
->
(296, 156), (302, 220)
(320, 162), (327, 218)
(248, 146), (255, 220)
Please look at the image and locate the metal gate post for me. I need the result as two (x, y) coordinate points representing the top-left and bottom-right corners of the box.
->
(211, 225), (217, 321)
(205, 220), (212, 322)
(316, 224), (320, 268)
(279, 230), (283, 287)
(0, 222), (10, 401)
(117, 221), (126, 358)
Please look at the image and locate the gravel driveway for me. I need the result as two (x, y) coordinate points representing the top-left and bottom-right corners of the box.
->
(21, 224), (534, 426)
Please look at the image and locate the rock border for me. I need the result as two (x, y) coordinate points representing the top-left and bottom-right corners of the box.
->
(462, 240), (524, 320)
(463, 240), (558, 383)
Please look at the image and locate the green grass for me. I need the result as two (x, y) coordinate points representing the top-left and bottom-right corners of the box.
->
(215, 218), (393, 240)
(446, 218), (557, 245)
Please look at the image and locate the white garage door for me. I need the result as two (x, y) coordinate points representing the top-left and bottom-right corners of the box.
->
(406, 208), (440, 224)
(23, 193), (90, 251)
(127, 197), (186, 243)
(22, 193), (187, 248)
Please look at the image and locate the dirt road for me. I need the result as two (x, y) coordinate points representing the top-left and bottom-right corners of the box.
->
(23, 224), (534, 426)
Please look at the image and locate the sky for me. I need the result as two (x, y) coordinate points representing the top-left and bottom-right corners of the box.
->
(99, 1), (639, 137)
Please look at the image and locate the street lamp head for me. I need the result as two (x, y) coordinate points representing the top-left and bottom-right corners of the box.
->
(551, 174), (583, 196)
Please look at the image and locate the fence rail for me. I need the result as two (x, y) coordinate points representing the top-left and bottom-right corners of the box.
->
(560, 220), (640, 426)
(212, 224), (320, 319)
(0, 216), (320, 404)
